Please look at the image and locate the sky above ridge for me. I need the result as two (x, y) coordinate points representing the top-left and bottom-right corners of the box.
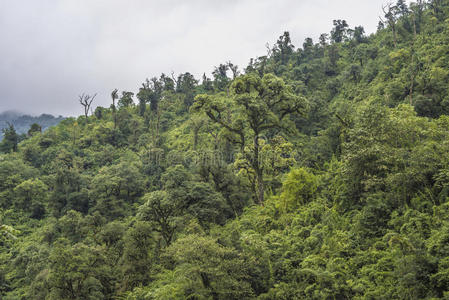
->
(0, 0), (393, 116)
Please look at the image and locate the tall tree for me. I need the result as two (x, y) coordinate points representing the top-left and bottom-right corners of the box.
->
(138, 190), (178, 246)
(319, 33), (329, 47)
(176, 72), (198, 107)
(0, 123), (19, 153)
(118, 91), (134, 108)
(149, 77), (163, 112)
(212, 64), (230, 91)
(273, 31), (295, 63)
(193, 73), (308, 204)
(396, 0), (409, 16)
(160, 73), (175, 92)
(383, 3), (399, 48)
(137, 80), (151, 117)
(111, 89), (119, 129)
(331, 19), (349, 43)
(353, 26), (366, 43)
(201, 73), (214, 92)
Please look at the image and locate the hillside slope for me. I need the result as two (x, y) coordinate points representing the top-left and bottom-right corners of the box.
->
(1, 1), (449, 299)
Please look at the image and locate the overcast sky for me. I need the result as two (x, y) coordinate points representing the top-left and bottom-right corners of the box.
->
(0, 0), (391, 116)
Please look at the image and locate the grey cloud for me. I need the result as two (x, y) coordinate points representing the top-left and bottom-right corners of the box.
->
(1, 0), (391, 116)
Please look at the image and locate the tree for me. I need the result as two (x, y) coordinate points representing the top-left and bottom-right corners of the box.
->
(120, 221), (154, 290)
(13, 178), (48, 218)
(138, 163), (231, 248)
(0, 157), (38, 208)
(382, 3), (399, 48)
(277, 168), (318, 212)
(202, 73), (214, 92)
(148, 234), (254, 300)
(331, 19), (349, 43)
(319, 33), (329, 47)
(227, 61), (240, 79)
(138, 191), (178, 246)
(149, 77), (163, 112)
(94, 106), (104, 119)
(176, 72), (198, 107)
(428, 0), (448, 20)
(396, 0), (409, 17)
(46, 240), (113, 299)
(212, 64), (230, 91)
(160, 73), (175, 92)
(188, 114), (206, 150)
(118, 91), (134, 108)
(353, 25), (366, 44)
(273, 31), (295, 64)
(409, 1), (425, 37)
(378, 20), (385, 31)
(137, 81), (151, 117)
(193, 73), (308, 204)
(27, 123), (42, 136)
(90, 153), (144, 217)
(111, 89), (119, 129)
(78, 93), (96, 123)
(0, 123), (19, 153)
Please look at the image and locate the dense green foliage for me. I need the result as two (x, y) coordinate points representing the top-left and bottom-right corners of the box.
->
(2, 1), (449, 298)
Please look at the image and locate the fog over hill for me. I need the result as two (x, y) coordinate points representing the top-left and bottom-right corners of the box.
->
(0, 110), (64, 139)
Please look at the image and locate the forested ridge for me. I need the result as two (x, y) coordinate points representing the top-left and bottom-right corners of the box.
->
(0, 111), (64, 142)
(2, 1), (449, 299)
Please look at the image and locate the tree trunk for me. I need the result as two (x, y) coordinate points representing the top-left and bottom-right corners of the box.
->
(253, 135), (264, 205)
(392, 24), (397, 48)
(193, 128), (199, 150)
(409, 37), (416, 105)
(412, 11), (417, 39)
(256, 170), (264, 206)
(409, 57), (416, 105)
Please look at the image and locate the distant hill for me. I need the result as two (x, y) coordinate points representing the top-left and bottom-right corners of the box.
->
(0, 110), (65, 139)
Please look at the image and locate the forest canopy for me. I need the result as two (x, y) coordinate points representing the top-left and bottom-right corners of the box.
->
(2, 0), (449, 299)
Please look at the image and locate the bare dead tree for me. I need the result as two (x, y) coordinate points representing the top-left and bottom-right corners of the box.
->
(79, 93), (97, 123)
